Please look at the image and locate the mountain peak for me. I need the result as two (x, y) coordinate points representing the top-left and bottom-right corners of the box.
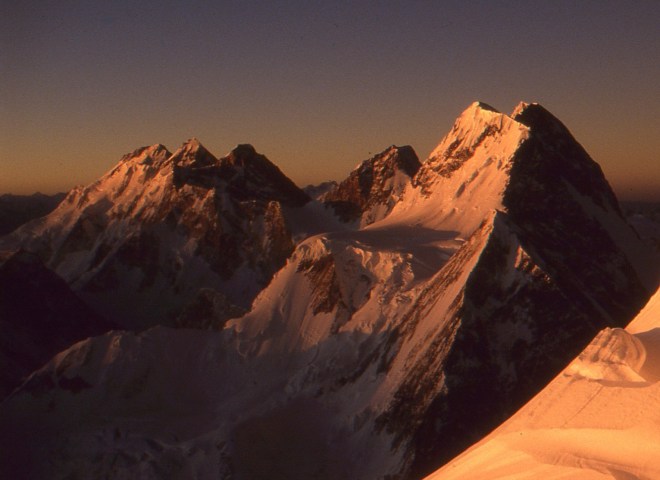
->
(185, 137), (202, 146)
(215, 145), (310, 206)
(171, 138), (218, 168)
(323, 144), (420, 224)
(374, 145), (420, 177)
(511, 101), (572, 135)
(511, 101), (533, 118)
(224, 143), (262, 168)
(444, 101), (506, 137)
(413, 101), (528, 197)
(504, 100), (625, 224)
(230, 143), (257, 157)
(470, 101), (499, 113)
(120, 144), (172, 166)
(350, 145), (419, 175)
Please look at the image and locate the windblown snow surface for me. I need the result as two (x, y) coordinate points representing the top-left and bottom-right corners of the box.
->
(427, 286), (660, 480)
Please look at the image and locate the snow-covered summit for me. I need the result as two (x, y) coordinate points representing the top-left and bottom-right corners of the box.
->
(118, 143), (172, 166)
(380, 101), (529, 236)
(419, 101), (524, 182)
(382, 100), (656, 288)
(0, 139), (311, 328)
(170, 137), (218, 168)
(369, 101), (656, 473)
(0, 102), (657, 480)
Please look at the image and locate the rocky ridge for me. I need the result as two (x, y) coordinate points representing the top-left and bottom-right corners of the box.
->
(0, 140), (310, 329)
(323, 145), (421, 226)
(0, 101), (656, 480)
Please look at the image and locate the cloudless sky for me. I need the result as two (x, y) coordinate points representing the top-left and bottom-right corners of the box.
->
(1, 1), (659, 199)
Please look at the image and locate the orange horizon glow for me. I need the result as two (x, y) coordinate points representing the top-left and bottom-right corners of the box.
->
(2, 2), (659, 200)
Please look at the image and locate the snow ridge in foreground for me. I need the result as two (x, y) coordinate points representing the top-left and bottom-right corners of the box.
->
(428, 287), (660, 480)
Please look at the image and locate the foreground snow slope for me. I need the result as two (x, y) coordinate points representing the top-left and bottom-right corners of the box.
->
(427, 285), (660, 480)
(0, 101), (656, 480)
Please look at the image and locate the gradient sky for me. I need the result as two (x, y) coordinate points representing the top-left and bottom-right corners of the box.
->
(1, 1), (659, 200)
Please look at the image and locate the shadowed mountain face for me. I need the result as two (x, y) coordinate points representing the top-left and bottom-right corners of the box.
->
(0, 251), (114, 399)
(395, 102), (655, 476)
(623, 201), (660, 252)
(504, 103), (646, 322)
(425, 285), (660, 480)
(172, 141), (310, 206)
(0, 192), (65, 235)
(0, 103), (656, 480)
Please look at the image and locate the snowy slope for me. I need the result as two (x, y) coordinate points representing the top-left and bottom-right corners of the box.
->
(381, 101), (529, 236)
(0, 251), (113, 398)
(0, 101), (656, 480)
(0, 141), (315, 329)
(427, 285), (660, 480)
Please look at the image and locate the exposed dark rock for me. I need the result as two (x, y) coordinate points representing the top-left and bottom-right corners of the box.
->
(376, 103), (654, 478)
(0, 140), (307, 329)
(175, 289), (247, 330)
(324, 145), (420, 224)
(506, 103), (647, 322)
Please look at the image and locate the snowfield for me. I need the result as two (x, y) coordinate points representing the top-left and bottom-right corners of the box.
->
(427, 286), (660, 480)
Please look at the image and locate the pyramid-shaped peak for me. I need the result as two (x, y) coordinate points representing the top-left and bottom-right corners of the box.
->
(360, 145), (420, 178)
(231, 144), (257, 157)
(179, 137), (208, 152)
(450, 101), (512, 133)
(219, 145), (310, 207)
(504, 101), (622, 215)
(425, 101), (528, 167)
(225, 144), (263, 167)
(170, 138), (218, 168)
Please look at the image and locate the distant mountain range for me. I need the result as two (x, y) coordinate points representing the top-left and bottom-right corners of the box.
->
(0, 101), (658, 479)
